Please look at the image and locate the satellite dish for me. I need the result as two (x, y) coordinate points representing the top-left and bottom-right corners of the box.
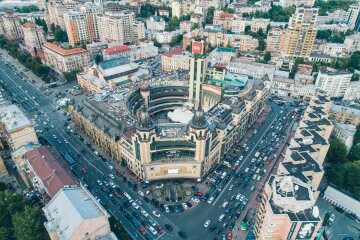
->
(312, 206), (319, 218)
(294, 185), (299, 191)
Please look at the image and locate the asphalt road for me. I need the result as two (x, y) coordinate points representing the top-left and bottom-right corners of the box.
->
(0, 57), (296, 240)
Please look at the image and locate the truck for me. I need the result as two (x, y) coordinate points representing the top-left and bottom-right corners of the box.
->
(60, 150), (76, 165)
(241, 210), (254, 231)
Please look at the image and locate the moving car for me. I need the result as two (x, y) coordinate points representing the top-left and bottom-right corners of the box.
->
(204, 220), (211, 228)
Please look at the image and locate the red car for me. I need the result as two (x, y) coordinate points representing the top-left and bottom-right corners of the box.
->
(194, 191), (203, 196)
(82, 167), (87, 174)
(227, 231), (232, 240)
(114, 191), (120, 198)
(157, 225), (164, 233)
(138, 226), (146, 235)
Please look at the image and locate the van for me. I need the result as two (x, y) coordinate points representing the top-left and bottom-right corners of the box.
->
(218, 214), (225, 222)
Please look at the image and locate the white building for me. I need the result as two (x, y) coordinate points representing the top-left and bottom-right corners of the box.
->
(270, 76), (294, 97)
(344, 2), (360, 29)
(278, 0), (315, 7)
(332, 123), (356, 151)
(148, 30), (185, 44)
(161, 48), (190, 71)
(231, 17), (246, 34)
(180, 21), (193, 32)
(250, 18), (270, 32)
(43, 186), (118, 240)
(172, 1), (182, 18)
(323, 186), (360, 218)
(344, 33), (360, 53)
(315, 69), (352, 98)
(321, 43), (348, 57)
(146, 16), (166, 31)
(344, 81), (360, 101)
(227, 59), (275, 79)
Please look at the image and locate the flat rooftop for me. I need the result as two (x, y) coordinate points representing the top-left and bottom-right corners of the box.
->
(0, 104), (32, 133)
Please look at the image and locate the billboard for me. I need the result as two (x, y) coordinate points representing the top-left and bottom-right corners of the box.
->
(192, 42), (203, 54)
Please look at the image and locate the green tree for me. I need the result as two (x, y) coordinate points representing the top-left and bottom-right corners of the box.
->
(314, 0), (354, 16)
(152, 38), (161, 47)
(95, 54), (103, 64)
(349, 51), (360, 70)
(165, 17), (180, 31)
(12, 205), (49, 240)
(245, 25), (251, 34)
(0, 227), (12, 240)
(205, 7), (215, 24)
(328, 160), (360, 200)
(353, 124), (360, 146)
(264, 52), (271, 63)
(63, 70), (80, 82)
(348, 144), (360, 161)
(170, 34), (183, 46)
(258, 38), (266, 51)
(327, 139), (348, 164)
(54, 26), (68, 42)
(15, 5), (39, 13)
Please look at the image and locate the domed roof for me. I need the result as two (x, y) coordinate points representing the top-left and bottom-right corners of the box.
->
(190, 106), (207, 129)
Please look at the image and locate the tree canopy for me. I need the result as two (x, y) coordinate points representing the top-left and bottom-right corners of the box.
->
(314, 0), (354, 16)
(348, 144), (360, 162)
(328, 160), (360, 200)
(243, 6), (295, 22)
(0, 190), (49, 240)
(264, 52), (271, 63)
(327, 139), (348, 164)
(353, 124), (360, 146)
(205, 7), (215, 25)
(15, 5), (40, 13)
(165, 17), (180, 32)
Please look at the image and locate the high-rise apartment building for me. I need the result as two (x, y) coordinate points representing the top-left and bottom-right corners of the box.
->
(45, 0), (75, 30)
(22, 22), (46, 53)
(97, 11), (144, 44)
(254, 175), (322, 240)
(345, 2), (360, 30)
(1, 14), (24, 42)
(64, 3), (102, 45)
(282, 8), (318, 57)
(172, 1), (182, 19)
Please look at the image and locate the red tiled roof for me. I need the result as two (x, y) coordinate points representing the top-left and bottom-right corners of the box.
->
(213, 64), (227, 69)
(36, 50), (47, 62)
(43, 42), (88, 56)
(24, 146), (76, 198)
(163, 48), (184, 58)
(104, 45), (131, 55)
(220, 13), (234, 19)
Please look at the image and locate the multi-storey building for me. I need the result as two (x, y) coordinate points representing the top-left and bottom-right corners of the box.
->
(231, 16), (246, 34)
(146, 16), (166, 31)
(238, 35), (259, 51)
(330, 104), (360, 125)
(282, 8), (318, 57)
(213, 10), (235, 30)
(180, 21), (193, 32)
(344, 81), (360, 101)
(254, 175), (321, 240)
(97, 11), (144, 44)
(45, 0), (74, 30)
(70, 37), (270, 182)
(1, 14), (24, 42)
(332, 123), (356, 151)
(0, 104), (38, 151)
(172, 1), (182, 18)
(161, 48), (190, 71)
(266, 27), (285, 52)
(102, 45), (131, 61)
(278, 0), (315, 7)
(270, 76), (294, 97)
(43, 42), (91, 72)
(22, 22), (46, 53)
(250, 18), (270, 32)
(344, 33), (360, 53)
(64, 3), (102, 45)
(315, 68), (352, 98)
(43, 186), (118, 240)
(345, 2), (360, 30)
(227, 59), (275, 79)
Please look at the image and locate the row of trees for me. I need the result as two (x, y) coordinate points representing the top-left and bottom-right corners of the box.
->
(316, 29), (355, 43)
(14, 5), (40, 13)
(138, 4), (172, 19)
(0, 184), (49, 240)
(244, 26), (267, 51)
(243, 5), (296, 22)
(326, 125), (360, 200)
(314, 0), (354, 16)
(0, 36), (54, 83)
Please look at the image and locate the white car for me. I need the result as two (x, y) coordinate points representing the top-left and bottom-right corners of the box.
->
(236, 194), (242, 200)
(164, 204), (170, 213)
(181, 203), (189, 210)
(51, 125), (54, 128)
(222, 201), (228, 208)
(244, 167), (249, 173)
(229, 185), (234, 191)
(108, 164), (114, 170)
(191, 197), (200, 203)
(138, 191), (144, 197)
(207, 197), (215, 204)
(109, 174), (115, 179)
(257, 175), (261, 181)
(204, 220), (211, 228)
(149, 226), (157, 235)
(97, 180), (102, 186)
(152, 211), (161, 217)
(141, 210), (149, 217)
(109, 182), (116, 188)
(240, 196), (245, 202)
(132, 202), (139, 209)
(52, 135), (57, 139)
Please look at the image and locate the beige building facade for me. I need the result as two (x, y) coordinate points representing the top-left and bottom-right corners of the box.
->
(43, 42), (90, 72)
(1, 14), (24, 42)
(266, 27), (285, 52)
(22, 22), (46, 53)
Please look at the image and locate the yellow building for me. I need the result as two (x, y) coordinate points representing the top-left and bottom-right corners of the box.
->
(22, 22), (46, 53)
(282, 8), (318, 57)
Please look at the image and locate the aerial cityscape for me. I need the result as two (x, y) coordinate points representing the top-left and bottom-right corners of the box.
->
(0, 0), (359, 240)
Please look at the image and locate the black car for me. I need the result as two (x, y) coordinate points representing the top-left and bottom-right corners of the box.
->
(165, 224), (173, 231)
(178, 231), (187, 239)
